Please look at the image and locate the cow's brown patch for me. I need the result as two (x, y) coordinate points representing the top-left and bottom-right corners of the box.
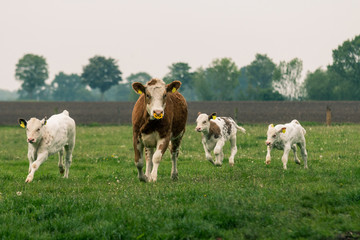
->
(209, 121), (221, 139)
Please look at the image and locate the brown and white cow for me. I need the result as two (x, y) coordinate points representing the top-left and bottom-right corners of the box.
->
(131, 78), (188, 182)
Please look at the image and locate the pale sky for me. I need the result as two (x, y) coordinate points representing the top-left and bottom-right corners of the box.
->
(0, 0), (359, 91)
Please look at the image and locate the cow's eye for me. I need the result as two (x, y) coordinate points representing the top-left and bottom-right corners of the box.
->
(163, 93), (167, 99)
(146, 94), (151, 99)
(37, 128), (40, 132)
(203, 121), (206, 124)
(272, 134), (276, 138)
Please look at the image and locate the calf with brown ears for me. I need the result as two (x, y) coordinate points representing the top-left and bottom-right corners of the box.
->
(131, 78), (188, 182)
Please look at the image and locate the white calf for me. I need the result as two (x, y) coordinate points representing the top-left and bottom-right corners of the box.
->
(195, 112), (246, 166)
(18, 110), (76, 183)
(265, 119), (308, 169)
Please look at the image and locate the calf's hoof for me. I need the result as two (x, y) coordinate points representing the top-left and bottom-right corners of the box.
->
(265, 160), (271, 165)
(295, 160), (301, 165)
(25, 175), (33, 183)
(171, 172), (178, 181)
(59, 167), (65, 174)
(138, 175), (148, 183)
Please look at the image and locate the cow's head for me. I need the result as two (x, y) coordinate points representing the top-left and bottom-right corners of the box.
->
(18, 117), (47, 144)
(132, 78), (181, 120)
(265, 124), (286, 146)
(195, 112), (216, 132)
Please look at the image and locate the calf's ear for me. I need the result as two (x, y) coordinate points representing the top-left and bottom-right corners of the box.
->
(18, 119), (27, 128)
(166, 81), (181, 93)
(208, 112), (217, 120)
(268, 124), (274, 129)
(132, 82), (146, 94)
(198, 112), (202, 116)
(41, 117), (47, 126)
(278, 127), (286, 133)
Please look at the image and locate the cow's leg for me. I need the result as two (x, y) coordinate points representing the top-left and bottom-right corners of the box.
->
(170, 133), (184, 181)
(133, 135), (147, 182)
(63, 144), (74, 179)
(214, 139), (225, 166)
(27, 150), (35, 173)
(145, 148), (154, 179)
(150, 138), (169, 182)
(299, 141), (308, 169)
(26, 151), (48, 183)
(266, 146), (272, 165)
(229, 135), (238, 167)
(58, 148), (65, 174)
(292, 144), (301, 165)
(281, 145), (291, 170)
(202, 138), (214, 165)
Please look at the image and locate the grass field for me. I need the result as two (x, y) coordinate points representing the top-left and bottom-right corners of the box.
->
(0, 123), (359, 239)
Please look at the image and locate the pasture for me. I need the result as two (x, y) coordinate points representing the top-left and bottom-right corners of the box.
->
(0, 124), (359, 239)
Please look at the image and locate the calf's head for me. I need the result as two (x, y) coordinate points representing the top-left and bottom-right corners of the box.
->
(266, 124), (286, 146)
(195, 112), (216, 132)
(18, 117), (47, 144)
(132, 78), (181, 120)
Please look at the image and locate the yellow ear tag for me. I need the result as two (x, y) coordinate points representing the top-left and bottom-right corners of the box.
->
(282, 128), (286, 133)
(271, 124), (274, 128)
(172, 87), (176, 93)
(20, 122), (25, 128)
(212, 115), (216, 120)
(138, 90), (143, 94)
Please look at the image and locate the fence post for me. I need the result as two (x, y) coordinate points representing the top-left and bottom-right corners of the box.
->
(326, 106), (332, 126)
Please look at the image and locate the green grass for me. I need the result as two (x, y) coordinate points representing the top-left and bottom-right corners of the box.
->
(0, 124), (360, 239)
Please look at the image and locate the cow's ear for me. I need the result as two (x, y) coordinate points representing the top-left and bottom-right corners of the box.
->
(208, 112), (217, 120)
(41, 117), (47, 126)
(166, 80), (181, 93)
(132, 82), (146, 94)
(198, 112), (201, 116)
(268, 124), (274, 129)
(18, 119), (27, 128)
(278, 127), (286, 133)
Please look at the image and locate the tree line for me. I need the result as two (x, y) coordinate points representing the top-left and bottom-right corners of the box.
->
(9, 34), (360, 102)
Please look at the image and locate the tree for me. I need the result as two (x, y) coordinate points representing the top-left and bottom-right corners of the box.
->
(304, 68), (335, 100)
(245, 54), (278, 100)
(194, 58), (240, 101)
(163, 62), (196, 100)
(127, 72), (152, 101)
(273, 58), (304, 100)
(327, 34), (360, 100)
(52, 72), (94, 101)
(15, 54), (48, 100)
(81, 56), (122, 101)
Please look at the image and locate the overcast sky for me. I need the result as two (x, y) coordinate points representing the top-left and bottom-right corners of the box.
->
(0, 0), (359, 91)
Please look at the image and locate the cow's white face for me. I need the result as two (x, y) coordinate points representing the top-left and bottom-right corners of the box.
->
(132, 79), (181, 120)
(19, 117), (47, 144)
(195, 114), (210, 132)
(266, 124), (286, 146)
(195, 112), (216, 132)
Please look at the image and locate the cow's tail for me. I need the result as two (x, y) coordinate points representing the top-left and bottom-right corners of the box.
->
(62, 110), (70, 116)
(235, 124), (246, 134)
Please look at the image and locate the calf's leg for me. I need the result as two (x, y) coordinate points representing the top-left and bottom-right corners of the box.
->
(214, 140), (225, 166)
(145, 148), (154, 179)
(281, 145), (291, 170)
(26, 151), (49, 183)
(58, 148), (65, 174)
(133, 135), (147, 182)
(228, 135), (237, 166)
(291, 144), (301, 165)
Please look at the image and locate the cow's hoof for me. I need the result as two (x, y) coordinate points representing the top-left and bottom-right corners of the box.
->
(229, 162), (234, 167)
(139, 175), (148, 182)
(25, 176), (33, 183)
(171, 173), (178, 181)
